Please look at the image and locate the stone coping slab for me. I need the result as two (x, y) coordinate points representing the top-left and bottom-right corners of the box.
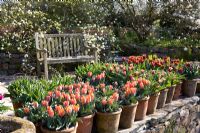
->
(118, 96), (200, 133)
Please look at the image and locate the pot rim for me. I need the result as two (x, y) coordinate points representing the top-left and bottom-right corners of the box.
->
(151, 92), (160, 96)
(78, 113), (95, 119)
(122, 101), (138, 107)
(96, 108), (122, 115)
(161, 88), (169, 92)
(138, 96), (150, 101)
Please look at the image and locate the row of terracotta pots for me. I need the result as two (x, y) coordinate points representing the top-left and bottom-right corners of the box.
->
(13, 80), (199, 133)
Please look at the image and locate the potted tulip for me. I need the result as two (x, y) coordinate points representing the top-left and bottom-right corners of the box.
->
(119, 81), (138, 129)
(135, 77), (151, 121)
(182, 63), (199, 97)
(156, 71), (169, 109)
(165, 72), (176, 104)
(146, 70), (161, 114)
(16, 101), (43, 133)
(68, 83), (96, 133)
(95, 85), (121, 133)
(172, 73), (185, 100)
(40, 87), (79, 133)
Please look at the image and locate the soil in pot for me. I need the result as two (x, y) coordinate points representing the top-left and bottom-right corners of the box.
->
(157, 89), (168, 109)
(40, 122), (78, 133)
(77, 113), (95, 133)
(119, 102), (138, 129)
(135, 96), (149, 121)
(173, 82), (183, 100)
(147, 92), (160, 115)
(182, 80), (197, 97)
(95, 108), (122, 133)
(166, 85), (176, 104)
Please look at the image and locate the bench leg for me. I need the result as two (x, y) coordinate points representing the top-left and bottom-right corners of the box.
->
(43, 51), (48, 79)
(44, 61), (48, 80)
(36, 60), (41, 76)
(94, 50), (98, 62)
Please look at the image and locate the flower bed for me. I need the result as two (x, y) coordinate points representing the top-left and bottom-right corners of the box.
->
(7, 54), (200, 133)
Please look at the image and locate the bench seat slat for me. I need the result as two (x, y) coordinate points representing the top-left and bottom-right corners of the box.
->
(46, 56), (95, 64)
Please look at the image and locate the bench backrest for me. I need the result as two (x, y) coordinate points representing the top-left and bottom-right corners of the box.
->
(35, 33), (87, 59)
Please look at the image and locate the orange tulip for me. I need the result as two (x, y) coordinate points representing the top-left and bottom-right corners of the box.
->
(101, 98), (107, 105)
(47, 106), (54, 117)
(23, 107), (30, 114)
(65, 106), (72, 114)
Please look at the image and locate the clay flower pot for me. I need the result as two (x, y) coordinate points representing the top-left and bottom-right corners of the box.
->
(10, 97), (23, 111)
(119, 102), (138, 128)
(40, 122), (78, 133)
(147, 92), (160, 115)
(166, 85), (176, 104)
(77, 113), (95, 133)
(182, 80), (197, 97)
(95, 108), (122, 133)
(173, 82), (183, 100)
(157, 88), (169, 109)
(35, 123), (42, 133)
(135, 96), (149, 121)
(196, 81), (200, 93)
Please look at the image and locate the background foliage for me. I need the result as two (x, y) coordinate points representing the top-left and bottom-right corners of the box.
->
(0, 0), (199, 74)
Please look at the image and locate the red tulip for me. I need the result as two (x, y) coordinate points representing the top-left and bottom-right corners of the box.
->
(101, 98), (107, 105)
(87, 71), (93, 77)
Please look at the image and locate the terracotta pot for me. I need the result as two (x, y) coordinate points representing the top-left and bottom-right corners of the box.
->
(135, 96), (149, 121)
(182, 80), (197, 97)
(95, 108), (122, 133)
(10, 97), (23, 111)
(166, 85), (176, 104)
(147, 92), (160, 115)
(77, 113), (95, 133)
(35, 123), (42, 133)
(10, 98), (23, 116)
(157, 89), (169, 109)
(173, 82), (183, 100)
(119, 102), (138, 128)
(196, 81), (200, 93)
(40, 122), (78, 133)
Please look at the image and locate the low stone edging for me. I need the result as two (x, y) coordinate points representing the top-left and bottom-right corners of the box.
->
(0, 116), (36, 133)
(118, 96), (200, 133)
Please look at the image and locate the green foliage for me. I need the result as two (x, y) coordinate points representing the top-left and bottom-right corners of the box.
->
(7, 75), (74, 105)
(0, 102), (10, 114)
(142, 37), (200, 48)
(183, 64), (199, 80)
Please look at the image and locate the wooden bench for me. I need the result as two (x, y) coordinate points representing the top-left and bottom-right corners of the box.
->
(35, 33), (98, 79)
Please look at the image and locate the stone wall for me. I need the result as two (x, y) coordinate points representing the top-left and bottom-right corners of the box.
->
(118, 96), (200, 133)
(0, 53), (24, 75)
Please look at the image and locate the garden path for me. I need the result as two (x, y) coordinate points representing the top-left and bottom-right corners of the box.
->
(0, 76), (15, 116)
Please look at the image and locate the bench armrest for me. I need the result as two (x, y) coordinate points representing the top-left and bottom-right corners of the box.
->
(36, 48), (47, 53)
(84, 45), (98, 51)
